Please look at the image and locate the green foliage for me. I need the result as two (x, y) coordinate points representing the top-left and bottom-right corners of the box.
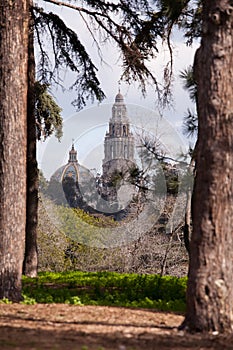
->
(72, 208), (117, 228)
(38, 196), (125, 272)
(34, 6), (105, 109)
(153, 162), (180, 195)
(41, 196), (118, 248)
(38, 197), (69, 272)
(32, 0), (202, 112)
(39, 170), (48, 194)
(22, 271), (187, 313)
(35, 81), (63, 141)
(65, 296), (83, 305)
(33, 0), (193, 107)
(179, 66), (197, 103)
(155, 0), (202, 46)
(159, 0), (189, 22)
(20, 294), (37, 305)
(180, 65), (198, 138)
(38, 195), (188, 275)
(182, 109), (198, 138)
(181, 0), (202, 45)
(0, 298), (12, 304)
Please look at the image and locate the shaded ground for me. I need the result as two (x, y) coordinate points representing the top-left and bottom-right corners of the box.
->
(0, 304), (233, 349)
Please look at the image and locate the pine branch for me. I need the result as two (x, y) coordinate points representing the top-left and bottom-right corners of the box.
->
(40, 0), (161, 99)
(34, 7), (106, 108)
(35, 82), (63, 141)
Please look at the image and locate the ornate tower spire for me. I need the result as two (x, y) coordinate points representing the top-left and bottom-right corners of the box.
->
(68, 141), (78, 163)
(118, 81), (121, 94)
(102, 91), (135, 175)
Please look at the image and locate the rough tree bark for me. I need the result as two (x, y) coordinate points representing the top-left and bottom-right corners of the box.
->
(182, 0), (233, 332)
(0, 1), (29, 301)
(23, 6), (38, 277)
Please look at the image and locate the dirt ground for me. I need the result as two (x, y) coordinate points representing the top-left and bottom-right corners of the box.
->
(0, 304), (233, 350)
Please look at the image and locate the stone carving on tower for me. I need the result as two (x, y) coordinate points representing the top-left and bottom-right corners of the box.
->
(102, 91), (135, 176)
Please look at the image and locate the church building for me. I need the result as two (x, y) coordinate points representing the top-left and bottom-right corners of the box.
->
(48, 91), (136, 215)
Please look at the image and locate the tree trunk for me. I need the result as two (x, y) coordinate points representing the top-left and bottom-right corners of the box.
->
(183, 153), (196, 255)
(0, 1), (29, 301)
(182, 0), (233, 333)
(23, 6), (38, 277)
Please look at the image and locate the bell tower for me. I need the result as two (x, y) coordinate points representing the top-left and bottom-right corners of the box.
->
(68, 142), (78, 163)
(61, 142), (79, 182)
(102, 91), (135, 175)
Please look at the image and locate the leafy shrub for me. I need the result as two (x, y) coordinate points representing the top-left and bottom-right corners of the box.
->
(22, 271), (187, 313)
(20, 294), (37, 305)
(0, 298), (12, 304)
(38, 197), (189, 277)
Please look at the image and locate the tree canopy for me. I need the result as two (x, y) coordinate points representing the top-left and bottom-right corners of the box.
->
(33, 0), (202, 108)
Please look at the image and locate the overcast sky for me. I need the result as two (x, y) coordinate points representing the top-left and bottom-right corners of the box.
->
(37, 1), (199, 179)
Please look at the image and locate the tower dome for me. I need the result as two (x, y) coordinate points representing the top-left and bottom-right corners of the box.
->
(111, 90), (129, 124)
(115, 92), (124, 103)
